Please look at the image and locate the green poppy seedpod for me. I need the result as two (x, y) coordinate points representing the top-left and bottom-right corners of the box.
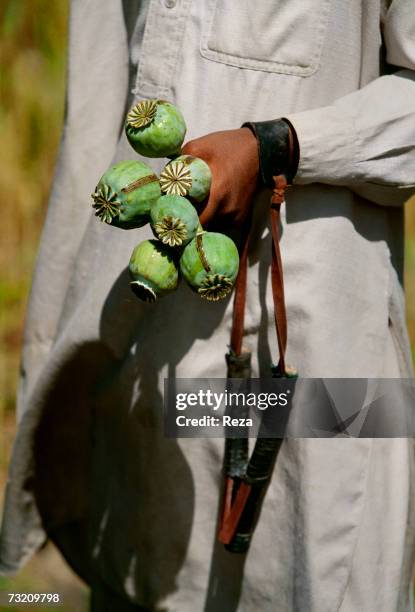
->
(159, 155), (212, 202)
(180, 231), (239, 301)
(129, 239), (179, 303)
(125, 99), (186, 158)
(91, 160), (161, 229)
(150, 194), (199, 248)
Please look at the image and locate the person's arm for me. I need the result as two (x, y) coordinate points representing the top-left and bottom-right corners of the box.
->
(285, 0), (415, 207)
(286, 68), (415, 207)
(184, 0), (415, 227)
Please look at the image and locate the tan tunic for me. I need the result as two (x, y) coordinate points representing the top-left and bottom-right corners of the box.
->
(1, 1), (415, 610)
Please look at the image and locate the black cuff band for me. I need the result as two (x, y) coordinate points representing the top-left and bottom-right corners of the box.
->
(242, 118), (299, 188)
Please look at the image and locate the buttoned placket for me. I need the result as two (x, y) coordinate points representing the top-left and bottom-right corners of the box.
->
(132, 0), (192, 100)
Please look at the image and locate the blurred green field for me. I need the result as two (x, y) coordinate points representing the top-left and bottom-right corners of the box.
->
(0, 0), (414, 608)
(0, 1), (88, 609)
(0, 0), (68, 418)
(406, 210), (415, 361)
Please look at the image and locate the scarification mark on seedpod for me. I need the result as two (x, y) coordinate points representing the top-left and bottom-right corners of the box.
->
(122, 174), (159, 194)
(196, 233), (211, 273)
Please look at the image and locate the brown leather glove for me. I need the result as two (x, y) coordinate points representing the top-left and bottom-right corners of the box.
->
(181, 127), (259, 230)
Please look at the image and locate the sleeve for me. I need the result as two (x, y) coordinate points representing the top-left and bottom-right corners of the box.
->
(285, 0), (415, 207)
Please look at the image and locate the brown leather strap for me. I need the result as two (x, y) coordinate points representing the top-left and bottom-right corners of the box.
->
(229, 175), (288, 370)
(270, 174), (289, 375)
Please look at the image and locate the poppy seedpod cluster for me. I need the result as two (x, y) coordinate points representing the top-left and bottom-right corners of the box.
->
(91, 99), (239, 302)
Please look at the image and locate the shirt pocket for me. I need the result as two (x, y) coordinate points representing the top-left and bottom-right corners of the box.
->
(200, 0), (331, 76)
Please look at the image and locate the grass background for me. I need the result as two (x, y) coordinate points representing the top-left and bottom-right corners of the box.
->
(0, 1), (414, 609)
(0, 2), (88, 609)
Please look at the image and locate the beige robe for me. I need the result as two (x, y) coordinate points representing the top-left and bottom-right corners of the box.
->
(1, 1), (415, 610)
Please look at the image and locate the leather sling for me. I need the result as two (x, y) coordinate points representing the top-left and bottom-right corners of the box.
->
(218, 175), (296, 553)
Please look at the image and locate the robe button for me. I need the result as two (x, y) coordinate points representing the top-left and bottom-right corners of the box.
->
(164, 0), (176, 7)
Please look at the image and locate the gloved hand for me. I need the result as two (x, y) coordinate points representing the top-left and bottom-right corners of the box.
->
(181, 127), (259, 229)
